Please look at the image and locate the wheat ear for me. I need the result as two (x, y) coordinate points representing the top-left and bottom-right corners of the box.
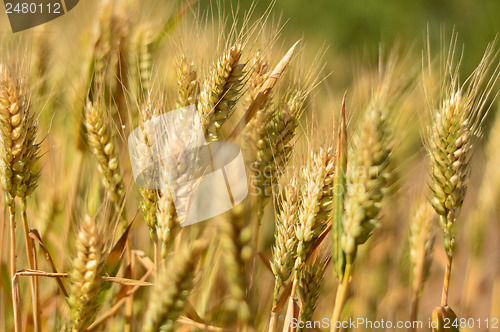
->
(132, 26), (154, 101)
(294, 146), (335, 284)
(156, 186), (180, 258)
(0, 63), (41, 331)
(68, 216), (107, 332)
(137, 101), (163, 241)
(253, 90), (306, 219)
(243, 51), (270, 124)
(427, 42), (499, 306)
(220, 202), (253, 326)
(297, 257), (329, 332)
(84, 101), (125, 221)
(176, 56), (199, 108)
(409, 200), (435, 329)
(143, 240), (206, 332)
(198, 44), (245, 141)
(271, 176), (300, 307)
(331, 101), (392, 332)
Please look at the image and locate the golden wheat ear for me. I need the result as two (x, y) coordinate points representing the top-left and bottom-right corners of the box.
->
(143, 240), (207, 332)
(68, 216), (107, 332)
(198, 43), (245, 142)
(84, 100), (125, 222)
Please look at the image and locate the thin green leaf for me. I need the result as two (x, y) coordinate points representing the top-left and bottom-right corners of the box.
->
(332, 93), (347, 279)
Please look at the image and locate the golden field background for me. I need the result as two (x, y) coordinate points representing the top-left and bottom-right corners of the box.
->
(0, 0), (499, 331)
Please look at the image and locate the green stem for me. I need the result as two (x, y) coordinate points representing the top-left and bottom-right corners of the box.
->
(331, 256), (352, 332)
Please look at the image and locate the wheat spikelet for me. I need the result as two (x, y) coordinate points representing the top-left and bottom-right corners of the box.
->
(426, 41), (499, 307)
(427, 92), (469, 257)
(198, 44), (245, 141)
(242, 53), (272, 162)
(297, 258), (328, 331)
(254, 90), (306, 216)
(176, 56), (199, 108)
(140, 187), (158, 241)
(132, 26), (154, 101)
(466, 105), (500, 256)
(294, 146), (335, 280)
(137, 100), (163, 241)
(156, 187), (179, 258)
(289, 145), (334, 332)
(84, 101), (125, 217)
(271, 176), (299, 306)
(409, 200), (435, 324)
(410, 201), (435, 293)
(68, 216), (106, 332)
(427, 41), (498, 260)
(220, 203), (253, 324)
(244, 51), (269, 113)
(0, 63), (40, 203)
(342, 104), (391, 259)
(143, 241), (206, 332)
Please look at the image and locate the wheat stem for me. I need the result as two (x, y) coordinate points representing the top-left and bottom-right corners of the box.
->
(331, 256), (352, 332)
(441, 255), (453, 306)
(21, 198), (40, 332)
(9, 203), (21, 332)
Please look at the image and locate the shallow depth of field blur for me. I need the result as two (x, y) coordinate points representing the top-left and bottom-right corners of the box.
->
(0, 0), (500, 331)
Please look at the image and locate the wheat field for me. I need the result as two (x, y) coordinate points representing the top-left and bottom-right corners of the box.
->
(0, 1), (500, 331)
